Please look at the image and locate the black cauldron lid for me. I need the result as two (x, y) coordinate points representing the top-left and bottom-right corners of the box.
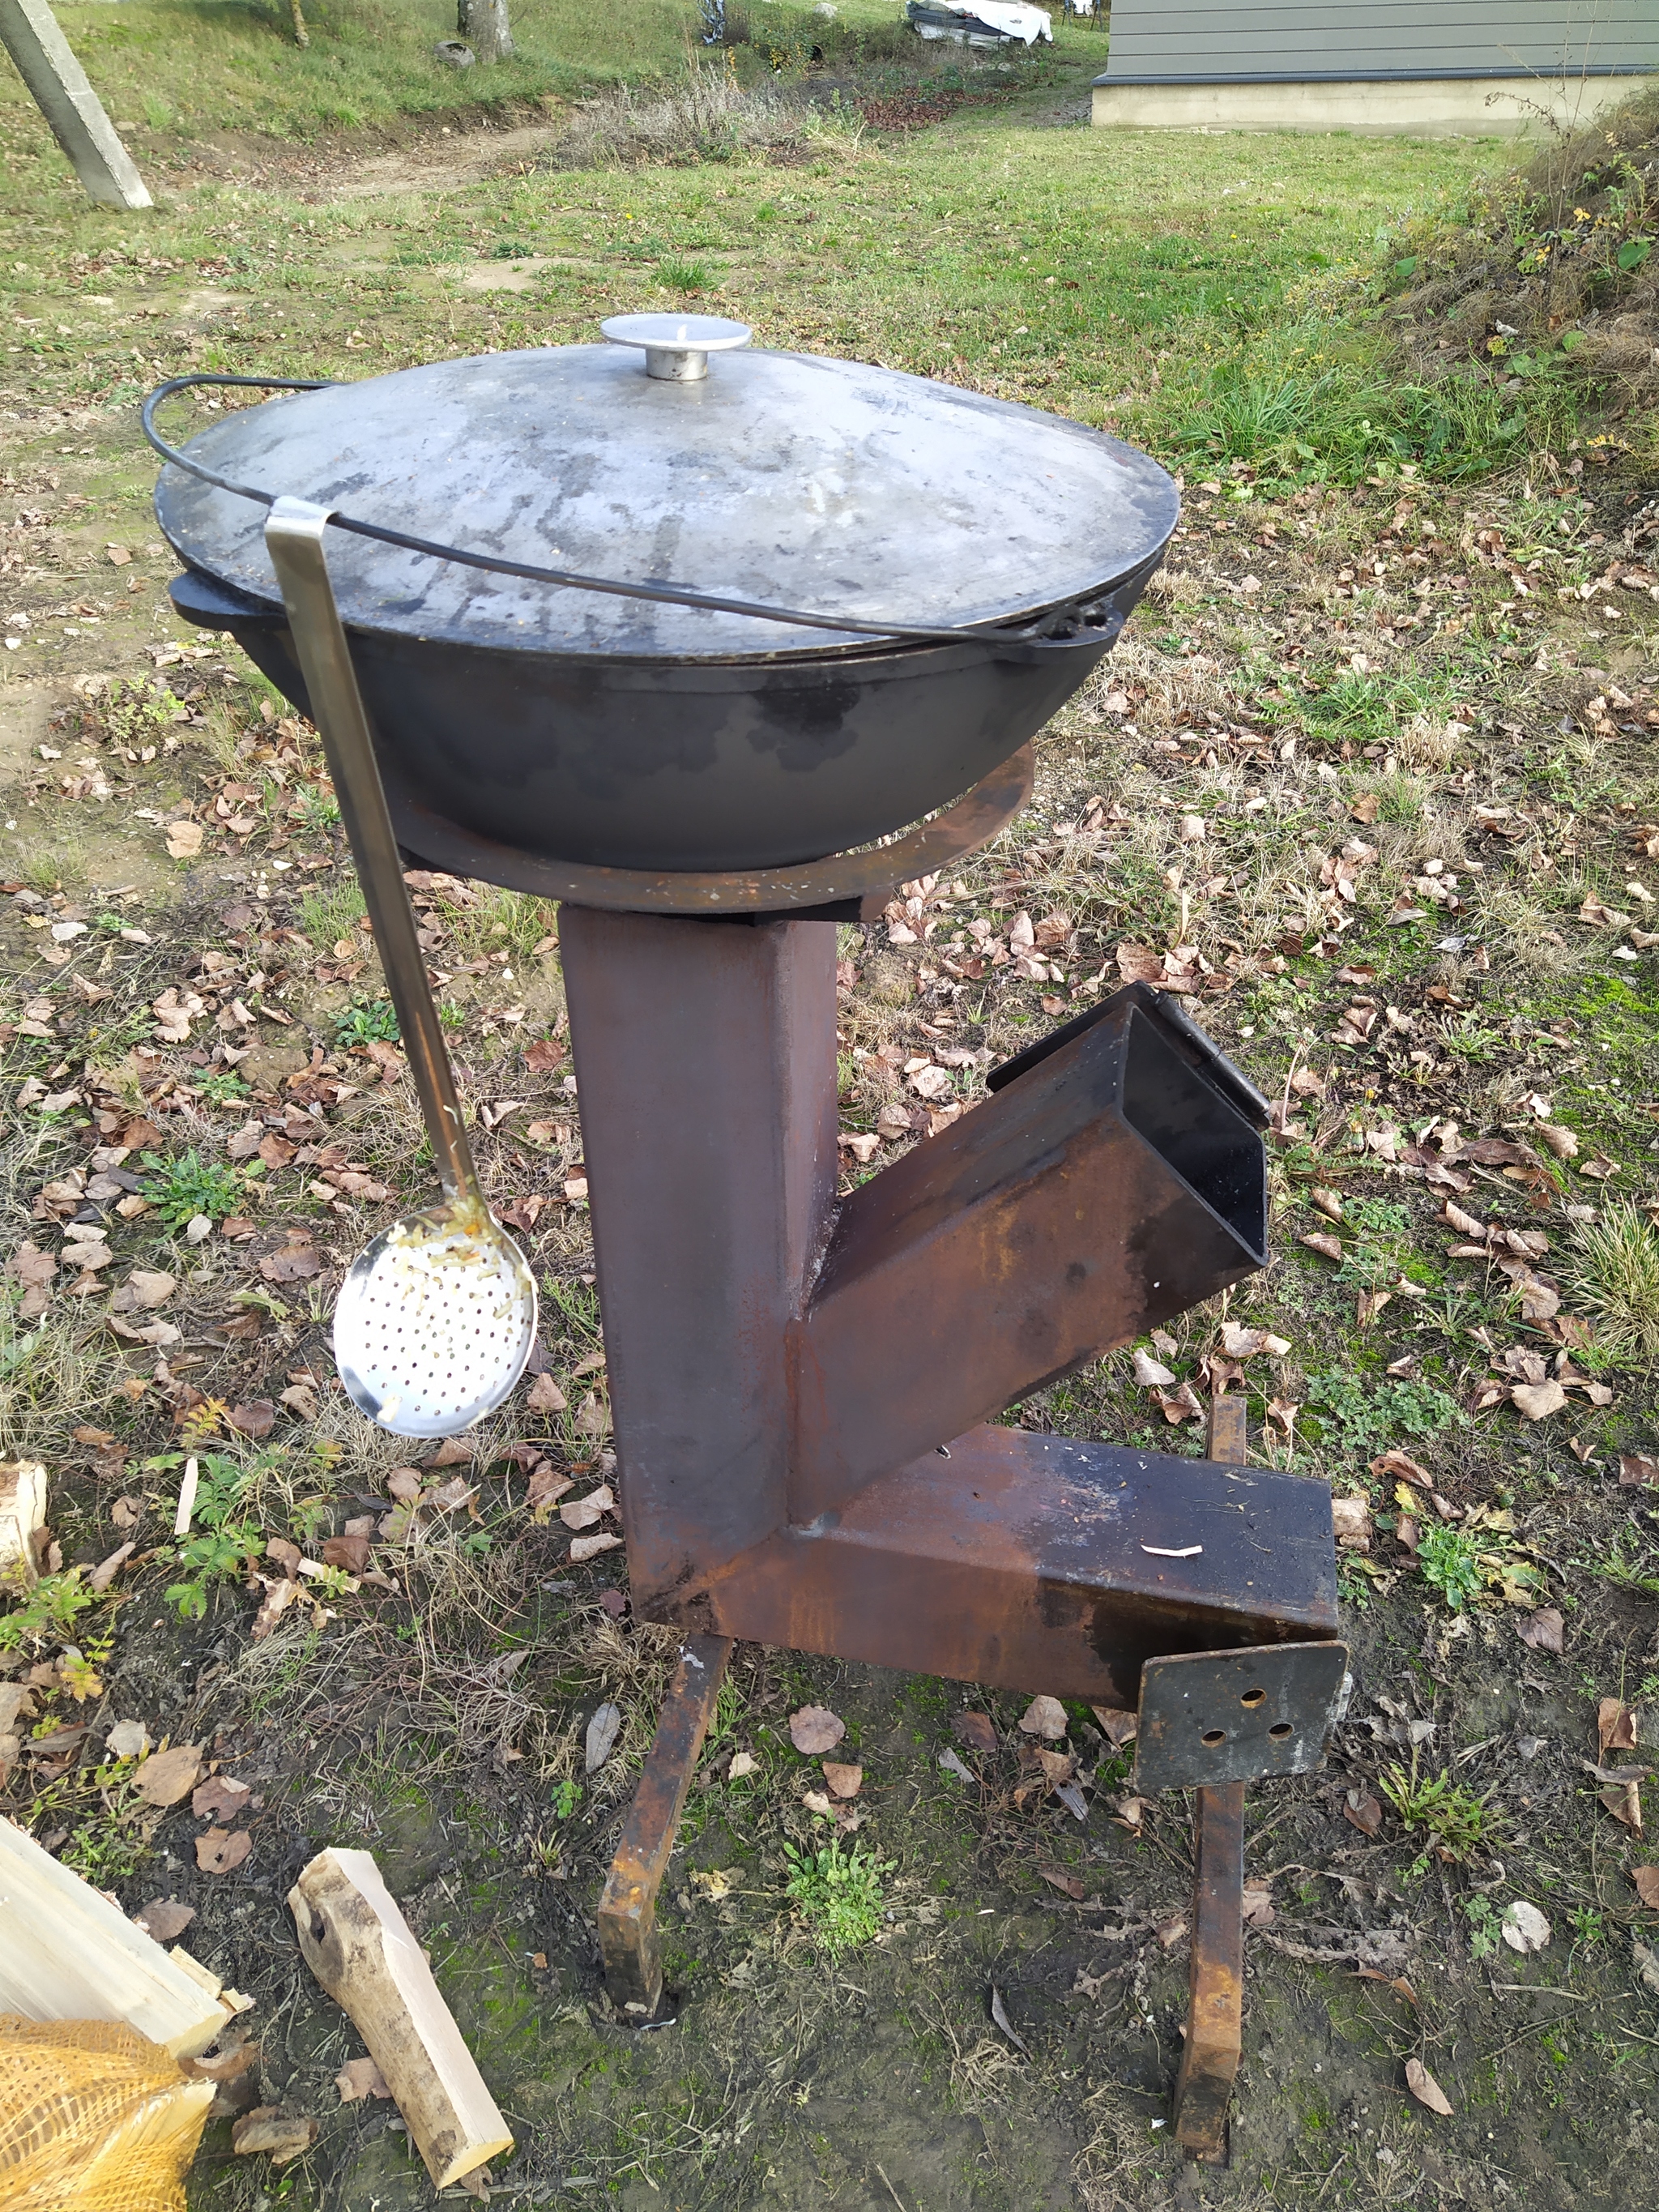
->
(154, 318), (1179, 663)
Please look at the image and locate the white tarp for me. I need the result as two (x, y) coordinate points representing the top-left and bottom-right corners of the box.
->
(952, 0), (1052, 38)
(911, 0), (1054, 41)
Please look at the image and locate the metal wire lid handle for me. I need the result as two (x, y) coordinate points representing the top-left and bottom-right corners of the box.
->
(141, 373), (1128, 655)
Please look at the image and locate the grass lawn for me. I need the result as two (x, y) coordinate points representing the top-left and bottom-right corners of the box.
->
(3, 19), (1659, 2210)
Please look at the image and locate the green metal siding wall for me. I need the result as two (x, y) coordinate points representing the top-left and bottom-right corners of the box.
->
(1102, 0), (1659, 82)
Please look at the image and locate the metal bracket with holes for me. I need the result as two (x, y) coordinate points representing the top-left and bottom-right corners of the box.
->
(1134, 1640), (1350, 1794)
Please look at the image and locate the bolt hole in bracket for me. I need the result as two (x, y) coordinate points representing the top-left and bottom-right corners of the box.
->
(1133, 1640), (1350, 1793)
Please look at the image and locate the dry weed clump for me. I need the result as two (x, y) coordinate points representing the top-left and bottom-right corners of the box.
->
(550, 67), (861, 170)
(1389, 86), (1659, 416)
(1563, 1200), (1659, 1364)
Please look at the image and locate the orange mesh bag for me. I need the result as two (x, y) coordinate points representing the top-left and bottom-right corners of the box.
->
(0, 2016), (214, 2212)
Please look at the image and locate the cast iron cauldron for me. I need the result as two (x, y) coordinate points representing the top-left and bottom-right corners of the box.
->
(153, 318), (1179, 873)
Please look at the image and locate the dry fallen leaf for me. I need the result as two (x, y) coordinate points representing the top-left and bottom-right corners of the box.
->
(1516, 1608), (1564, 1655)
(197, 1826), (254, 1875)
(1132, 1347), (1177, 1388)
(789, 1704), (847, 1755)
(560, 1483), (615, 1531)
(104, 1719), (149, 1761)
(135, 1898), (195, 1942)
(728, 1749), (759, 1781)
(1621, 1453), (1659, 1488)
(1331, 1496), (1372, 1551)
(1537, 1123), (1580, 1159)
(192, 1774), (253, 1822)
(1018, 1694), (1068, 1741)
(1632, 1865), (1659, 1910)
(164, 819), (205, 860)
(821, 1761), (863, 1800)
(1637, 1937), (1659, 1995)
(1038, 1864), (1084, 1899)
(134, 1742), (203, 1808)
(1355, 1966), (1418, 2005)
(1601, 1778), (1644, 1832)
(569, 1529), (622, 1563)
(231, 2109), (317, 2164)
(1371, 1448), (1433, 1488)
(1512, 1380), (1567, 1421)
(1405, 2058), (1453, 2116)
(250, 1575), (301, 1641)
(1501, 1900), (1551, 1954)
(1302, 1230), (1344, 1262)
(1241, 1886), (1274, 1928)
(335, 2056), (391, 2103)
(585, 1701), (623, 1773)
(1154, 1381), (1205, 1425)
(989, 1985), (1029, 2055)
(1090, 1703), (1138, 1748)
(321, 1531), (371, 1574)
(1344, 1788), (1384, 1838)
(1218, 1321), (1290, 1360)
(88, 1540), (135, 1592)
(527, 1372), (568, 1415)
(954, 1710), (998, 1755)
(527, 1463), (574, 1517)
(1600, 1697), (1639, 1755)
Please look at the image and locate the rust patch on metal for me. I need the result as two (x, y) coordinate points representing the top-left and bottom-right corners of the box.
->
(599, 1633), (734, 2019)
(1172, 1779), (1246, 2159)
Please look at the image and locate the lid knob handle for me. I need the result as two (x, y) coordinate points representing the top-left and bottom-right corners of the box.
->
(600, 313), (752, 383)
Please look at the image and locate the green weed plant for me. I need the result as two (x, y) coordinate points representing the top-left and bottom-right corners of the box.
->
(139, 1149), (247, 1230)
(783, 1833), (893, 1956)
(157, 1454), (265, 1620)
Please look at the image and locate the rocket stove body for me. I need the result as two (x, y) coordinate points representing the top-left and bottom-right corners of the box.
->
(564, 905), (1345, 2152)
(151, 324), (1347, 2156)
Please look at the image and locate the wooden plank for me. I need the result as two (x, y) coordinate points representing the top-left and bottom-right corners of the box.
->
(288, 1847), (513, 2190)
(599, 1634), (733, 2018)
(0, 1460), (46, 1586)
(0, 1817), (230, 2057)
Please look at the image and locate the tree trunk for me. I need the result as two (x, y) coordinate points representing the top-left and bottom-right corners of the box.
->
(290, 0), (308, 45)
(457, 0), (511, 62)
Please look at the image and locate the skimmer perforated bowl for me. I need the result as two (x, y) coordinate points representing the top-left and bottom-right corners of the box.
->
(263, 498), (541, 1438)
(333, 1198), (538, 1438)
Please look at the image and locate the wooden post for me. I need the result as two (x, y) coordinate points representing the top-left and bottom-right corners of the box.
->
(599, 1633), (733, 2018)
(0, 1461), (46, 1586)
(0, 0), (151, 211)
(1171, 1390), (1250, 2161)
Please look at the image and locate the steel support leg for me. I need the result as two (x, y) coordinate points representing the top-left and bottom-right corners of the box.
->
(1171, 1392), (1250, 2159)
(598, 1633), (733, 2018)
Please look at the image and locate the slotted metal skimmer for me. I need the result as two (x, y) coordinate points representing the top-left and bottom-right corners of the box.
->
(264, 497), (537, 1437)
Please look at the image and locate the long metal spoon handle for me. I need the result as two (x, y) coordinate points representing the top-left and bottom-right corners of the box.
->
(264, 496), (479, 1204)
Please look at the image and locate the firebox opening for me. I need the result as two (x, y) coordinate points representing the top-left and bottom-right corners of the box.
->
(1121, 1008), (1267, 1262)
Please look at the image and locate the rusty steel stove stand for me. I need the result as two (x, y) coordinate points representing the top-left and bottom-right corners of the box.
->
(557, 899), (1348, 2150)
